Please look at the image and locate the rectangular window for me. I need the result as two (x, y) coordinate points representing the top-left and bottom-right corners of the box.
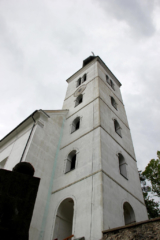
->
(83, 74), (86, 82)
(110, 80), (115, 90)
(76, 78), (81, 87)
(106, 75), (110, 84)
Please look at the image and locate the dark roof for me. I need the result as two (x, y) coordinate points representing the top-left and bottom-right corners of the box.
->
(66, 55), (121, 87)
(82, 56), (97, 67)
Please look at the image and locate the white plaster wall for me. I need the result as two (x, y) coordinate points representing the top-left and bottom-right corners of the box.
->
(46, 171), (103, 240)
(97, 62), (123, 102)
(102, 173), (148, 231)
(101, 128), (144, 203)
(63, 77), (99, 118)
(100, 99), (136, 158)
(0, 143), (13, 165)
(52, 127), (101, 192)
(99, 78), (129, 127)
(25, 112), (67, 240)
(63, 60), (98, 101)
(61, 98), (100, 148)
(0, 126), (32, 170)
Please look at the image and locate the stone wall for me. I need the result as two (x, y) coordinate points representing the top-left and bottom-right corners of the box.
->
(102, 217), (160, 240)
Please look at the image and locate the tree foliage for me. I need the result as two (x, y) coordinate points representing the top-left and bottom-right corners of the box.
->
(139, 167), (160, 219)
(143, 151), (160, 197)
(143, 192), (160, 219)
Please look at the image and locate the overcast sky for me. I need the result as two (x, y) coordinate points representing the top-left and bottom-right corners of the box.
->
(0, 0), (160, 171)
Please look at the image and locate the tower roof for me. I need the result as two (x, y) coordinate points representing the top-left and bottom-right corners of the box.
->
(66, 55), (122, 87)
(82, 55), (97, 67)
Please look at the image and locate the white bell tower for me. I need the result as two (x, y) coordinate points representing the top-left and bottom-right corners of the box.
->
(48, 56), (148, 240)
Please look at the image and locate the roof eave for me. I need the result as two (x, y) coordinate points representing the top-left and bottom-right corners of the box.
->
(0, 109), (51, 147)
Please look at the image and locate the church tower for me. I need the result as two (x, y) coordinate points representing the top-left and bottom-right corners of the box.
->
(48, 56), (148, 240)
(0, 56), (148, 240)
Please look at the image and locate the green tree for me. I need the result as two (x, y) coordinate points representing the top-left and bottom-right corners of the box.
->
(143, 192), (160, 219)
(139, 170), (160, 219)
(143, 151), (160, 197)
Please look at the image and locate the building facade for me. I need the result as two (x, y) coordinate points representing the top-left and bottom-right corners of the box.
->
(0, 56), (148, 240)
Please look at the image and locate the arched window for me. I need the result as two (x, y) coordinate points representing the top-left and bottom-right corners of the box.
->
(71, 117), (80, 133)
(75, 94), (83, 107)
(123, 202), (136, 225)
(114, 119), (122, 137)
(65, 150), (77, 173)
(118, 153), (127, 179)
(111, 97), (117, 110)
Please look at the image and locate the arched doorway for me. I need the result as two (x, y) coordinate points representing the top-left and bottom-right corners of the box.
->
(53, 198), (74, 240)
(123, 202), (136, 225)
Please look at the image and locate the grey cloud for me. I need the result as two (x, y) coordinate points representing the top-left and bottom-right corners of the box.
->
(51, 23), (86, 55)
(0, 0), (160, 175)
(123, 63), (160, 170)
(0, 16), (24, 71)
(95, 0), (155, 37)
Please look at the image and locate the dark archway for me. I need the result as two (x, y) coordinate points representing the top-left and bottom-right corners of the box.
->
(65, 150), (77, 173)
(53, 198), (74, 240)
(71, 117), (80, 133)
(123, 202), (136, 225)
